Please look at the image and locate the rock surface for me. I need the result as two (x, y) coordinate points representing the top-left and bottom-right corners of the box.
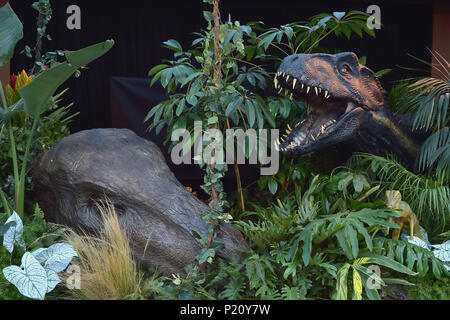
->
(32, 128), (247, 275)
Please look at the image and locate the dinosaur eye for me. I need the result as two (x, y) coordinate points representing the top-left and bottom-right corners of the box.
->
(341, 63), (352, 74)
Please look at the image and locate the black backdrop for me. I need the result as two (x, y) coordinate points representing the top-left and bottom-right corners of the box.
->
(11, 0), (433, 132)
(9, 0), (434, 192)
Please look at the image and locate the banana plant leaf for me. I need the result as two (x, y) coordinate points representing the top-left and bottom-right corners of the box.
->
(18, 40), (115, 118)
(0, 3), (23, 67)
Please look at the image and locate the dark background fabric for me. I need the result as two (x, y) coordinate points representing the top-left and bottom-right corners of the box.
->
(11, 0), (433, 131)
(109, 76), (261, 192)
(10, 0), (434, 190)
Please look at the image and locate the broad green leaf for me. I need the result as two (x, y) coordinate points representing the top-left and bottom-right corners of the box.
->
(352, 269), (363, 300)
(268, 178), (278, 195)
(162, 39), (182, 52)
(19, 40), (114, 118)
(148, 64), (169, 77)
(176, 99), (186, 117)
(0, 3), (23, 66)
(359, 271), (381, 300)
(375, 69), (392, 78)
(3, 252), (48, 300)
(383, 278), (415, 286)
(364, 254), (417, 276)
(336, 263), (351, 300)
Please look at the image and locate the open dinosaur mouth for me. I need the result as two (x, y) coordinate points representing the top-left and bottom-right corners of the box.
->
(273, 71), (358, 154)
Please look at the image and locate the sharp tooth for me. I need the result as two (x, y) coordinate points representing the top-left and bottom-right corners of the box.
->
(314, 87), (318, 96)
(274, 78), (278, 87)
(290, 143), (294, 150)
(278, 88), (283, 94)
(301, 84), (304, 89)
(290, 93), (293, 100)
(293, 79), (297, 88)
(283, 134), (288, 139)
(321, 126), (325, 134)
(345, 102), (356, 113)
(274, 141), (280, 152)
(285, 89), (289, 95)
(306, 86), (310, 94)
(311, 135), (316, 142)
(287, 124), (292, 131)
(325, 90), (328, 97)
(281, 137), (285, 142)
(287, 75), (290, 82)
(319, 88), (322, 94)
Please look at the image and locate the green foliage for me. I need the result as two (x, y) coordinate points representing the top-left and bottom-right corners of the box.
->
(0, 3), (23, 66)
(373, 238), (448, 279)
(164, 170), (419, 301)
(349, 153), (449, 239)
(0, 90), (76, 199)
(389, 52), (449, 180)
(0, 204), (65, 300)
(145, 7), (376, 213)
(256, 11), (375, 56)
(406, 273), (450, 300)
(0, 40), (114, 217)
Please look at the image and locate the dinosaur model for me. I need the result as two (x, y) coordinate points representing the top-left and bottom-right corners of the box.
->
(385, 190), (424, 241)
(273, 52), (428, 164)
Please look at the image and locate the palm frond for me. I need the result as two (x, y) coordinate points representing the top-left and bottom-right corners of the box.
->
(409, 81), (449, 130)
(349, 154), (449, 237)
(418, 127), (450, 180)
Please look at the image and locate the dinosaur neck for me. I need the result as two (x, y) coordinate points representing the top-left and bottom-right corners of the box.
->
(352, 106), (422, 164)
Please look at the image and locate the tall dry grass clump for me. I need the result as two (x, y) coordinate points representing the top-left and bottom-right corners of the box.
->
(65, 202), (146, 300)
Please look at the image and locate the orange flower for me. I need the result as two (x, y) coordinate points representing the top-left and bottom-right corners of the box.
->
(6, 70), (32, 106)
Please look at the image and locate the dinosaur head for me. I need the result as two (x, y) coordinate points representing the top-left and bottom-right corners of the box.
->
(275, 52), (385, 156)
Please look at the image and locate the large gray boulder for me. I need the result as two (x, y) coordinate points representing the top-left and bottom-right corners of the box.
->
(32, 128), (247, 275)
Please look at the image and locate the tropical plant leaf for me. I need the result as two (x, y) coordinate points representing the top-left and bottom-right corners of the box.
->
(0, 3), (23, 66)
(350, 154), (449, 236)
(335, 263), (351, 300)
(3, 211), (26, 253)
(19, 40), (114, 118)
(418, 127), (450, 179)
(373, 237), (448, 278)
(31, 243), (77, 273)
(45, 268), (61, 293)
(0, 221), (16, 236)
(432, 240), (450, 263)
(3, 252), (48, 300)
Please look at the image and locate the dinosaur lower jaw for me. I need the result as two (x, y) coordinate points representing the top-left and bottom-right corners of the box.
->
(273, 72), (360, 155)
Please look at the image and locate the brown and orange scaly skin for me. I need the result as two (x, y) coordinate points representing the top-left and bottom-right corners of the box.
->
(274, 52), (428, 165)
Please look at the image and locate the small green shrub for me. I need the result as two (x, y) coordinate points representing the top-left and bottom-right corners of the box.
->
(407, 274), (450, 300)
